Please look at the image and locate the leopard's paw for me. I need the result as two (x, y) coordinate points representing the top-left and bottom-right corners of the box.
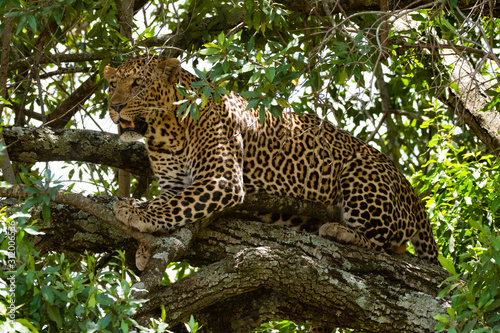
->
(135, 243), (151, 271)
(114, 199), (155, 233)
(319, 222), (355, 244)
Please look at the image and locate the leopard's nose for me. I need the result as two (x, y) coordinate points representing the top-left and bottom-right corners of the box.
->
(110, 103), (126, 113)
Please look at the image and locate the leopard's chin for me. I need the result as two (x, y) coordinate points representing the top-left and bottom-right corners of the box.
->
(120, 131), (144, 142)
(119, 116), (148, 141)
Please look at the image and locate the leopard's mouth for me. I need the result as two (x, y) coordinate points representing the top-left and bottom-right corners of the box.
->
(120, 119), (134, 129)
(120, 117), (148, 135)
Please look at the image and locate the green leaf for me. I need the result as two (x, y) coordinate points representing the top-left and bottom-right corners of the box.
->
(189, 103), (199, 121)
(438, 255), (457, 275)
(199, 48), (219, 56)
(88, 293), (97, 308)
(176, 101), (188, 116)
(42, 285), (54, 305)
(241, 63), (257, 73)
(217, 31), (225, 45)
(161, 305), (166, 321)
(30, 293), (42, 315)
(26, 270), (35, 288)
(246, 37), (255, 52)
(42, 204), (50, 222)
(213, 86), (228, 97)
(121, 320), (129, 333)
(249, 71), (263, 84)
(15, 319), (39, 333)
(23, 187), (41, 194)
(96, 293), (114, 306)
(27, 14), (37, 31)
(246, 99), (260, 110)
(491, 195), (500, 213)
(240, 91), (262, 98)
(16, 15), (27, 34)
(193, 68), (207, 81)
(265, 67), (275, 82)
(46, 303), (62, 328)
(468, 218), (482, 230)
(190, 81), (207, 89)
(488, 235), (500, 251)
(53, 8), (63, 25)
(203, 85), (211, 99)
(433, 314), (450, 323)
(98, 315), (113, 329)
(259, 105), (266, 124)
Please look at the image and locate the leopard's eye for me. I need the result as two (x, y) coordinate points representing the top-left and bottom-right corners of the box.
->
(132, 77), (143, 87)
(109, 82), (117, 89)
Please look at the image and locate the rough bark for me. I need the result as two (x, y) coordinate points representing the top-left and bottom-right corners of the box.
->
(393, 15), (500, 157)
(2, 126), (153, 178)
(0, 188), (449, 332)
(443, 58), (500, 157)
(139, 221), (449, 332)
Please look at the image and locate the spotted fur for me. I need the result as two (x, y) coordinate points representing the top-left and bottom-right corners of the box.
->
(103, 56), (439, 268)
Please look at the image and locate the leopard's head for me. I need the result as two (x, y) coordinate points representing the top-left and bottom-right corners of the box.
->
(103, 56), (181, 141)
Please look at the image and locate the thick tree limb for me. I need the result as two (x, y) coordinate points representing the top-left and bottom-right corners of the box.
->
(0, 188), (448, 332)
(137, 220), (448, 332)
(393, 15), (500, 157)
(2, 126), (153, 178)
(442, 56), (500, 156)
(0, 185), (153, 244)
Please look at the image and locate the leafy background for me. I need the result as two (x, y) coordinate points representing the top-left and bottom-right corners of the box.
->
(1, 0), (499, 331)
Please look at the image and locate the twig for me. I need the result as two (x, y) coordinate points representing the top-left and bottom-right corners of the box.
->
(390, 39), (489, 57)
(384, 108), (428, 121)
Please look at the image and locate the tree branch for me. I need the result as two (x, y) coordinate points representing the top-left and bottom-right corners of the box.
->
(0, 7), (17, 184)
(137, 217), (449, 331)
(7, 51), (115, 72)
(393, 15), (500, 157)
(0, 187), (449, 332)
(2, 126), (153, 178)
(0, 185), (152, 243)
(45, 73), (99, 128)
(442, 57), (500, 156)
(282, 0), (500, 18)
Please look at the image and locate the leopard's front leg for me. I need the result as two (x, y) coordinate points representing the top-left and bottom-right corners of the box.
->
(114, 177), (245, 233)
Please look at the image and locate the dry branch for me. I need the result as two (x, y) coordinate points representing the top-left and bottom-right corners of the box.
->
(282, 0), (500, 18)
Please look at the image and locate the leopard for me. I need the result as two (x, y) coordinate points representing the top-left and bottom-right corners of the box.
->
(103, 56), (439, 274)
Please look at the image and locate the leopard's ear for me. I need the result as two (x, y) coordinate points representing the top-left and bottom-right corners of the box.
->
(103, 66), (116, 81)
(157, 58), (181, 84)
